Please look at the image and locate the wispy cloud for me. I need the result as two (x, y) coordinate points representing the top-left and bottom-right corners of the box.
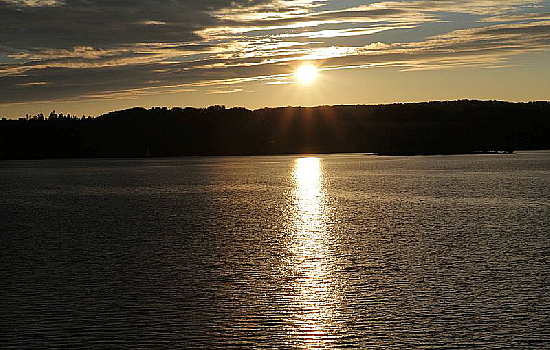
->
(208, 88), (245, 94)
(4, 0), (61, 7)
(0, 0), (549, 106)
(275, 25), (411, 38)
(482, 12), (550, 22)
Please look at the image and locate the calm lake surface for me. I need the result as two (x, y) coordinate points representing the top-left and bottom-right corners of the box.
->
(1, 152), (549, 348)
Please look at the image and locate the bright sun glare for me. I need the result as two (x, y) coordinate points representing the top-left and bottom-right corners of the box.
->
(296, 64), (317, 85)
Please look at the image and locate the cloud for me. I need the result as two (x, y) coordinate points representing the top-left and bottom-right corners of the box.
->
(275, 25), (412, 39)
(208, 88), (245, 94)
(319, 20), (550, 69)
(0, 0), (270, 49)
(204, 6), (432, 35)
(482, 12), (550, 22)
(4, 0), (61, 7)
(0, 0), (549, 106)
(375, 0), (546, 15)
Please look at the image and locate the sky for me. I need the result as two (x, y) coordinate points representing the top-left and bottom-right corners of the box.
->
(1, 0), (550, 118)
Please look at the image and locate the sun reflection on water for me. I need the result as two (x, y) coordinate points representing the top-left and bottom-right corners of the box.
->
(287, 157), (341, 348)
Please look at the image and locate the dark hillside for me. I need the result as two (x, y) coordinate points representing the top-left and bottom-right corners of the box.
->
(1, 101), (549, 159)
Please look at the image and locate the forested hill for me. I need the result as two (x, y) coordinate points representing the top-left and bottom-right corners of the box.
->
(1, 100), (549, 159)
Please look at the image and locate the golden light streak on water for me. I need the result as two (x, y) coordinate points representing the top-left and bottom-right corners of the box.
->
(287, 157), (340, 348)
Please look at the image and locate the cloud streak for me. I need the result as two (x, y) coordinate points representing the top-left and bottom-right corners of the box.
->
(1, 0), (549, 106)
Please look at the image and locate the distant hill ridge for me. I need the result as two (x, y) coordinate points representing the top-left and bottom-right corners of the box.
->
(1, 100), (549, 159)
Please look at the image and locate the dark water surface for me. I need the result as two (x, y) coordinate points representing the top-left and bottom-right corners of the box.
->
(1, 152), (549, 348)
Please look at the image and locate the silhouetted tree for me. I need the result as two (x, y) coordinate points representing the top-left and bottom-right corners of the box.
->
(0, 101), (549, 159)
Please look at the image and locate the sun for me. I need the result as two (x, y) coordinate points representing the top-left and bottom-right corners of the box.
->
(296, 64), (317, 85)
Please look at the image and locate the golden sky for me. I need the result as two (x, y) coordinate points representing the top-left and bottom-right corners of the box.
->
(1, 0), (549, 118)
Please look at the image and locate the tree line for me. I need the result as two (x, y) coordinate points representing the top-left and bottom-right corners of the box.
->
(1, 100), (549, 159)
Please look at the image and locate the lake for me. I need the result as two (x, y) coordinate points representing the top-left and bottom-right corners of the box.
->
(1, 152), (549, 348)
